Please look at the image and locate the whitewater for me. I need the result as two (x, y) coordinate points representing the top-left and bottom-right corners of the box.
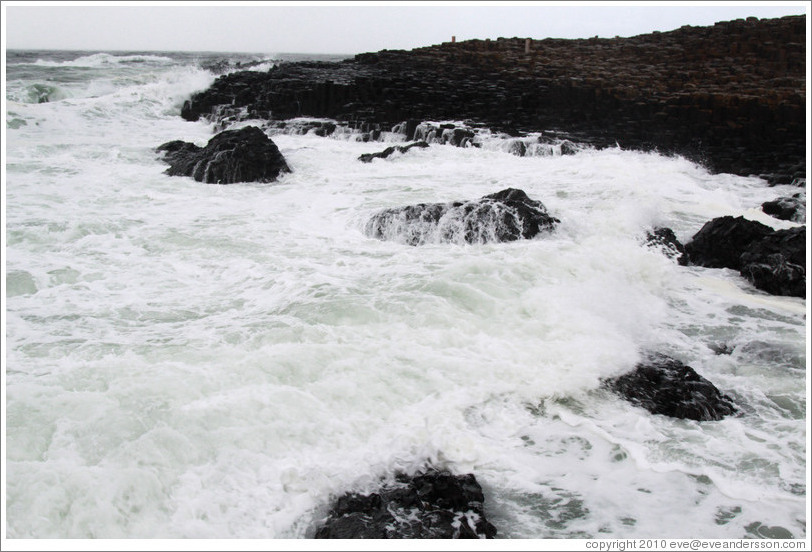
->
(3, 50), (808, 540)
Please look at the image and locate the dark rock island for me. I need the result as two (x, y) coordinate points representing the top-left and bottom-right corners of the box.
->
(761, 192), (806, 223)
(366, 188), (559, 245)
(605, 353), (737, 421)
(315, 469), (497, 539)
(684, 216), (805, 298)
(181, 15), (805, 186)
(156, 126), (290, 184)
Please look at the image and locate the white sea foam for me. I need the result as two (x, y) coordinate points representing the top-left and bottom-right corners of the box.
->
(27, 53), (177, 68)
(3, 51), (807, 541)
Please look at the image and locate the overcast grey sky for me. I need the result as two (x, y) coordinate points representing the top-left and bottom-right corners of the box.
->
(3, 2), (808, 55)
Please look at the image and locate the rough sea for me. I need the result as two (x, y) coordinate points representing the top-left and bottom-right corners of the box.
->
(3, 50), (808, 542)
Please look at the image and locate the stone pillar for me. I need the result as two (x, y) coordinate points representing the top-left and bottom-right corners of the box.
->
(452, 36), (456, 43)
(525, 38), (531, 53)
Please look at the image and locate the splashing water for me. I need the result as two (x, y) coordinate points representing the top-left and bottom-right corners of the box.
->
(4, 50), (807, 540)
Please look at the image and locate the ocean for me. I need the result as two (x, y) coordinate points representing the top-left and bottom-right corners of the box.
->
(3, 49), (807, 541)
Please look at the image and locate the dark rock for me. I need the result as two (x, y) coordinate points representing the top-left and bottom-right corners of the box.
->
(683, 216), (772, 270)
(684, 216), (805, 297)
(445, 127), (476, 147)
(365, 187), (559, 245)
(391, 119), (421, 140)
(200, 58), (272, 75)
(708, 342), (734, 355)
(181, 70), (272, 122)
(154, 139), (201, 159)
(314, 469), (496, 539)
(410, 122), (479, 148)
(358, 141), (429, 163)
(178, 16), (805, 184)
(559, 140), (579, 155)
(508, 140), (527, 157)
(761, 192), (805, 222)
(645, 227), (688, 265)
(605, 353), (737, 421)
(740, 226), (806, 298)
(266, 119), (339, 137)
(156, 126), (290, 184)
(314, 122), (337, 137)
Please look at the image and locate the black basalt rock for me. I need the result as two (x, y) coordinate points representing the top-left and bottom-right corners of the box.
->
(178, 17), (805, 184)
(683, 216), (773, 270)
(156, 126), (290, 184)
(684, 216), (805, 297)
(605, 353), (737, 421)
(740, 226), (806, 298)
(365, 187), (559, 245)
(761, 192), (806, 223)
(645, 227), (688, 265)
(314, 469), (497, 539)
(358, 140), (429, 163)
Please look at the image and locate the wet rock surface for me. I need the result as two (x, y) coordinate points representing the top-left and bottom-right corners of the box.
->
(761, 192), (806, 223)
(645, 227), (688, 265)
(365, 188), (560, 245)
(739, 226), (806, 298)
(180, 15), (805, 184)
(200, 57), (274, 75)
(605, 353), (737, 421)
(358, 140), (429, 163)
(156, 126), (290, 184)
(314, 469), (497, 539)
(683, 216), (774, 270)
(684, 216), (805, 297)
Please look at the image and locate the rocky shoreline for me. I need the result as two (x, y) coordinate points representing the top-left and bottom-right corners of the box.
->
(162, 18), (806, 538)
(181, 15), (805, 186)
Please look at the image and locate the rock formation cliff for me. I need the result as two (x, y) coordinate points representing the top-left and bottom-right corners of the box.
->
(182, 15), (805, 185)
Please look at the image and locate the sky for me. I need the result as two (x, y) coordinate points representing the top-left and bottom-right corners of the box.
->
(2, 1), (809, 55)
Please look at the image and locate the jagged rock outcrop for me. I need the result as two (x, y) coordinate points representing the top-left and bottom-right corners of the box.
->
(739, 226), (806, 297)
(365, 188), (559, 245)
(271, 119), (338, 137)
(409, 122), (478, 147)
(156, 126), (290, 184)
(200, 57), (273, 75)
(645, 227), (688, 265)
(762, 192), (806, 223)
(684, 216), (805, 297)
(683, 216), (773, 270)
(314, 469), (497, 539)
(358, 141), (429, 163)
(605, 353), (737, 421)
(179, 15), (805, 185)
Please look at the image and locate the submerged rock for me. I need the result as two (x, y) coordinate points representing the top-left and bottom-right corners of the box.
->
(200, 57), (272, 75)
(266, 119), (339, 137)
(708, 342), (735, 355)
(358, 140), (429, 163)
(684, 216), (805, 297)
(645, 227), (688, 265)
(761, 192), (806, 223)
(366, 188), (559, 245)
(156, 126), (290, 184)
(314, 469), (497, 539)
(605, 353), (737, 421)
